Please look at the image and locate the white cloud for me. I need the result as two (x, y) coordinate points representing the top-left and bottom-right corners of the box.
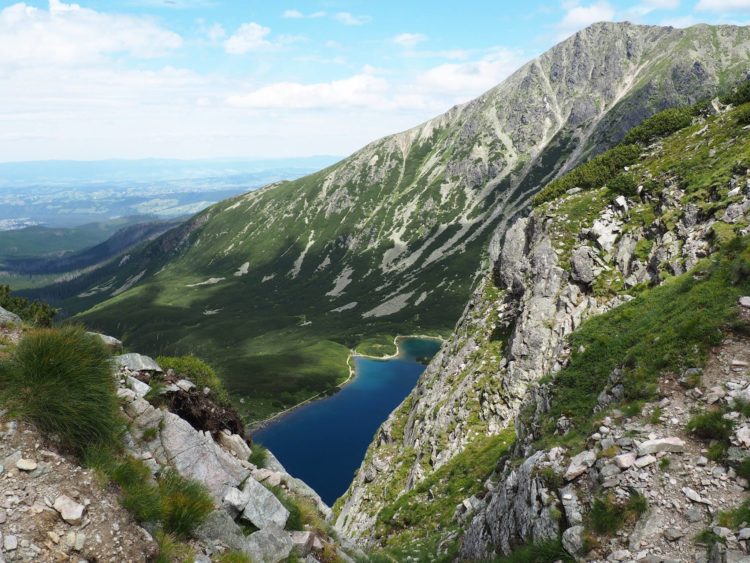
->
(696, 0), (750, 11)
(206, 23), (225, 41)
(393, 33), (427, 48)
(282, 9), (326, 19)
(227, 70), (390, 110)
(223, 22), (272, 54)
(415, 48), (523, 99)
(0, 0), (182, 66)
(333, 12), (371, 26)
(556, 1), (615, 37)
(626, 0), (680, 17)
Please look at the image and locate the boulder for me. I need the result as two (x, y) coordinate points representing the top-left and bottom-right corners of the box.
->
(218, 431), (252, 460)
(564, 450), (596, 481)
(53, 495), (85, 525)
(570, 246), (597, 285)
(290, 531), (316, 556)
(127, 376), (151, 398)
(244, 525), (294, 563)
(614, 452), (636, 469)
(114, 353), (163, 373)
(637, 437), (685, 456)
(740, 296), (750, 309)
(157, 412), (250, 501)
(240, 476), (290, 529)
(0, 306), (21, 326)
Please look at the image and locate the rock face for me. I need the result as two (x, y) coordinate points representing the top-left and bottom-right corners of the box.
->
(337, 95), (750, 548)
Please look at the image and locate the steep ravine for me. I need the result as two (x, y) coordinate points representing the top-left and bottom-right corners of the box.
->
(337, 93), (750, 559)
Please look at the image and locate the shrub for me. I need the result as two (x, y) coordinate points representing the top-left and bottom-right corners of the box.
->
(0, 285), (56, 327)
(0, 326), (120, 456)
(608, 173), (639, 197)
(717, 499), (750, 529)
(735, 458), (750, 481)
(249, 442), (269, 468)
(721, 79), (750, 106)
(623, 106), (696, 145)
(589, 495), (622, 534)
(588, 490), (647, 536)
(687, 410), (734, 441)
(735, 104), (750, 126)
(156, 355), (229, 404)
(533, 144), (641, 206)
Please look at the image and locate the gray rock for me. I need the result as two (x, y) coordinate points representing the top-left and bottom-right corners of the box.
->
(114, 353), (163, 373)
(244, 525), (294, 563)
(740, 296), (750, 309)
(460, 451), (560, 559)
(15, 459), (37, 471)
(87, 332), (123, 351)
(560, 486), (583, 526)
(156, 411), (250, 501)
(53, 495), (85, 525)
(218, 431), (252, 460)
(615, 452), (636, 469)
(3, 534), (16, 551)
(562, 525), (585, 556)
(664, 527), (685, 541)
(570, 246), (597, 284)
(0, 307), (21, 327)
(126, 376), (151, 398)
(564, 450), (596, 481)
(637, 437), (685, 456)
(240, 477), (290, 530)
(194, 510), (247, 551)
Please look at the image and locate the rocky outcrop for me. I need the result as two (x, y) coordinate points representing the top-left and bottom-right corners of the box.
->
(0, 306), (21, 326)
(114, 356), (351, 563)
(459, 336), (750, 561)
(338, 102), (750, 545)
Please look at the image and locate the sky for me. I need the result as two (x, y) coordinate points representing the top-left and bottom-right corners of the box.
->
(0, 0), (748, 162)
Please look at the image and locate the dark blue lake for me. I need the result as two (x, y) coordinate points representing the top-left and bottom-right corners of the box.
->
(253, 337), (442, 505)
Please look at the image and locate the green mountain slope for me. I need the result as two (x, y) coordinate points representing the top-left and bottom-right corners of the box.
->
(40, 22), (750, 421)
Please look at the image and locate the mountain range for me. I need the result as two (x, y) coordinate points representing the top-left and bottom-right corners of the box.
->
(27, 22), (750, 425)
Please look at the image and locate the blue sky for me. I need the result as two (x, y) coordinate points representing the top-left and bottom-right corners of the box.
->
(0, 0), (748, 161)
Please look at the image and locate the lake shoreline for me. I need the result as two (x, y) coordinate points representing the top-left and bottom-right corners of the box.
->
(248, 334), (444, 435)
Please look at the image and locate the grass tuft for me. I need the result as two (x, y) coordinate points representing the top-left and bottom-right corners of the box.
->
(0, 325), (121, 457)
(156, 354), (230, 404)
(249, 442), (269, 468)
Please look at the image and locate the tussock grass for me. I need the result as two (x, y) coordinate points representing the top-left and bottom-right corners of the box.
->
(248, 442), (269, 468)
(0, 325), (121, 456)
(493, 539), (574, 563)
(86, 452), (213, 539)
